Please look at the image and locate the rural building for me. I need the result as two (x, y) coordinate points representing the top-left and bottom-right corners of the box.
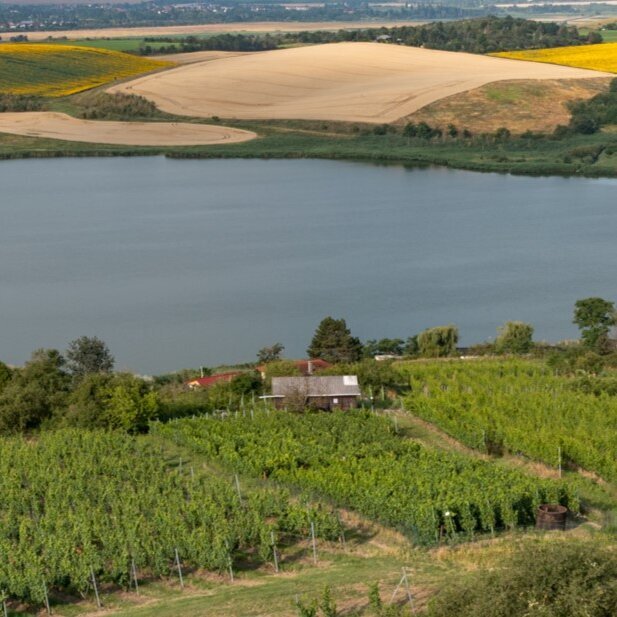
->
(263, 375), (361, 410)
(186, 371), (242, 389)
(256, 358), (330, 380)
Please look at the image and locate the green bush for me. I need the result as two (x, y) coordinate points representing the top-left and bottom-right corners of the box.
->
(77, 92), (159, 120)
(428, 539), (617, 617)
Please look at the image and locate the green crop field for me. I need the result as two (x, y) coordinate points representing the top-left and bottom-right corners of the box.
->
(0, 44), (170, 97)
(51, 38), (178, 53)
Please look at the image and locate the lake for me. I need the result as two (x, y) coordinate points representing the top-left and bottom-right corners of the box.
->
(1, 157), (616, 374)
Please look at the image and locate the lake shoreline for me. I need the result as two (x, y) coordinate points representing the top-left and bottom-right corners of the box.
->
(0, 142), (615, 179)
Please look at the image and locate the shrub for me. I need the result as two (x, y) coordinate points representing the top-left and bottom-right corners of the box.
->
(428, 539), (617, 617)
(77, 92), (159, 120)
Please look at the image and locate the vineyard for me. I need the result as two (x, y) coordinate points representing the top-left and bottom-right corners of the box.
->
(0, 430), (341, 607)
(401, 359), (617, 482)
(0, 44), (169, 97)
(154, 410), (578, 545)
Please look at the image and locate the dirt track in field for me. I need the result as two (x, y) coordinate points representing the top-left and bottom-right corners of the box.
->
(0, 112), (256, 145)
(110, 42), (611, 124)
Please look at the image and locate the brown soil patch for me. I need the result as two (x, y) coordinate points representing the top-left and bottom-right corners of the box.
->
(0, 21), (424, 42)
(406, 77), (611, 134)
(110, 42), (610, 124)
(0, 112), (256, 145)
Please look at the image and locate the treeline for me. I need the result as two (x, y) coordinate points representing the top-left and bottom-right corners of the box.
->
(0, 93), (43, 112)
(138, 17), (592, 57)
(285, 16), (591, 53)
(0, 336), (265, 436)
(139, 33), (279, 55)
(382, 16), (593, 52)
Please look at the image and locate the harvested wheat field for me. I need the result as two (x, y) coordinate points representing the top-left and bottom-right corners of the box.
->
(407, 77), (611, 134)
(111, 42), (611, 124)
(0, 112), (256, 146)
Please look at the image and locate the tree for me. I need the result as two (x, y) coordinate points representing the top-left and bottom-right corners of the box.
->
(230, 372), (262, 396)
(573, 297), (616, 352)
(66, 372), (158, 432)
(0, 349), (69, 433)
(417, 325), (458, 357)
(257, 342), (284, 363)
(404, 335), (419, 356)
(363, 338), (404, 358)
(495, 321), (534, 354)
(66, 336), (114, 378)
(0, 362), (11, 393)
(307, 317), (363, 363)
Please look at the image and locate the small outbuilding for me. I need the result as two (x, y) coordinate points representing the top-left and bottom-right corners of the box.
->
(264, 375), (361, 410)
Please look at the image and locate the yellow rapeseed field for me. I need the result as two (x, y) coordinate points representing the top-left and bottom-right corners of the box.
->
(0, 44), (171, 97)
(494, 42), (617, 74)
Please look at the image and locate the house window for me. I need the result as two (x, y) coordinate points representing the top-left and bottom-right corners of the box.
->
(333, 398), (339, 404)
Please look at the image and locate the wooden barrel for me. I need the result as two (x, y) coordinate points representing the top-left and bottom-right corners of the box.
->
(536, 504), (568, 531)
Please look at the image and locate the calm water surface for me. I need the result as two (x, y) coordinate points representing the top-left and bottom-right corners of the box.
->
(1, 157), (616, 373)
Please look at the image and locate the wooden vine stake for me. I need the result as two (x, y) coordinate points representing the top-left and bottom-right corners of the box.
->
(2, 596), (8, 617)
(42, 579), (51, 615)
(271, 531), (280, 573)
(337, 513), (347, 550)
(225, 541), (235, 583)
(131, 558), (139, 594)
(310, 521), (318, 565)
(90, 566), (102, 609)
(234, 473), (242, 501)
(174, 548), (184, 590)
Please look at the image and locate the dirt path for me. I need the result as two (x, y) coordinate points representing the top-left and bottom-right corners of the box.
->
(0, 112), (256, 146)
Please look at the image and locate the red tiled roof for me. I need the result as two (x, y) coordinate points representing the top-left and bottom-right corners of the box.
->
(186, 371), (243, 388)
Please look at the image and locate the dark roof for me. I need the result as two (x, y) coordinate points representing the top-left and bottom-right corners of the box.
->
(271, 375), (361, 398)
